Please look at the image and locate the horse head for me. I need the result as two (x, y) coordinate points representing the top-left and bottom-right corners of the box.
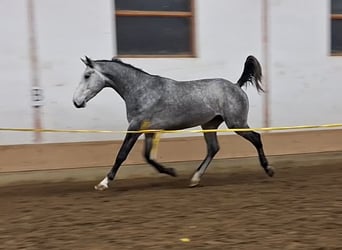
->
(73, 56), (108, 108)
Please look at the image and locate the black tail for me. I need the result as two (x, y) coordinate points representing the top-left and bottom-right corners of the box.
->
(237, 55), (264, 92)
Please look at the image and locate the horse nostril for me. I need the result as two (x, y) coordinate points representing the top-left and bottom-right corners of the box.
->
(73, 100), (79, 107)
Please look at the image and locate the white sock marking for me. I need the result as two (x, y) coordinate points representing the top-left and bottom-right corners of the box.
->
(191, 172), (201, 183)
(98, 176), (109, 188)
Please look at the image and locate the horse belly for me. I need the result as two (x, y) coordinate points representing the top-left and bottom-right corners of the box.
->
(152, 104), (218, 130)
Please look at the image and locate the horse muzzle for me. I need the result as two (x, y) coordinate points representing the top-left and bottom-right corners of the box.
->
(73, 99), (86, 108)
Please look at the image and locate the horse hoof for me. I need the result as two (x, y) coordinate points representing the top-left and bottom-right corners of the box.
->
(189, 180), (200, 188)
(94, 184), (108, 191)
(189, 172), (201, 187)
(266, 166), (275, 177)
(166, 168), (177, 177)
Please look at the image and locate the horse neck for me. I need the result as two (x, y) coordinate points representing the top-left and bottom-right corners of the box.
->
(103, 63), (153, 100)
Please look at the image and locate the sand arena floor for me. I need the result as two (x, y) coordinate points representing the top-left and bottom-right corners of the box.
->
(1, 153), (342, 249)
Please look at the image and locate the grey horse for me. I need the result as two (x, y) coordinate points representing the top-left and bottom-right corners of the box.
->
(73, 56), (274, 191)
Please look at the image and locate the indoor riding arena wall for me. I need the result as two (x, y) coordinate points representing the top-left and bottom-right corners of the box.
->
(1, 1), (342, 248)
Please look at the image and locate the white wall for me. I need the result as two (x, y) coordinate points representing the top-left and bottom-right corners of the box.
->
(0, 0), (341, 145)
(34, 0), (117, 143)
(269, 0), (342, 126)
(0, 0), (33, 144)
(1, 0), (117, 144)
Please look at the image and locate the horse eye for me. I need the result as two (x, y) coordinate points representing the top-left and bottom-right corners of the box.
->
(84, 73), (91, 79)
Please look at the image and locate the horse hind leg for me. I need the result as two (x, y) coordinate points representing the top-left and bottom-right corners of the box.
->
(233, 125), (274, 177)
(190, 116), (223, 187)
(144, 133), (177, 177)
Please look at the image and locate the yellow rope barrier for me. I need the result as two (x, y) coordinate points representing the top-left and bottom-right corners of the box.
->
(0, 123), (342, 134)
(1, 123), (341, 159)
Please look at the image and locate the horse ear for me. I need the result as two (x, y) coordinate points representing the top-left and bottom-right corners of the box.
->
(111, 56), (121, 62)
(82, 56), (94, 68)
(85, 56), (94, 68)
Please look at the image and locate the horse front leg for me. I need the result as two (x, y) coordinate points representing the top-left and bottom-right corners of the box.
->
(95, 131), (141, 191)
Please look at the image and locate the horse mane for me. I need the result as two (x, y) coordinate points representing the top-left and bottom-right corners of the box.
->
(95, 58), (153, 76)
